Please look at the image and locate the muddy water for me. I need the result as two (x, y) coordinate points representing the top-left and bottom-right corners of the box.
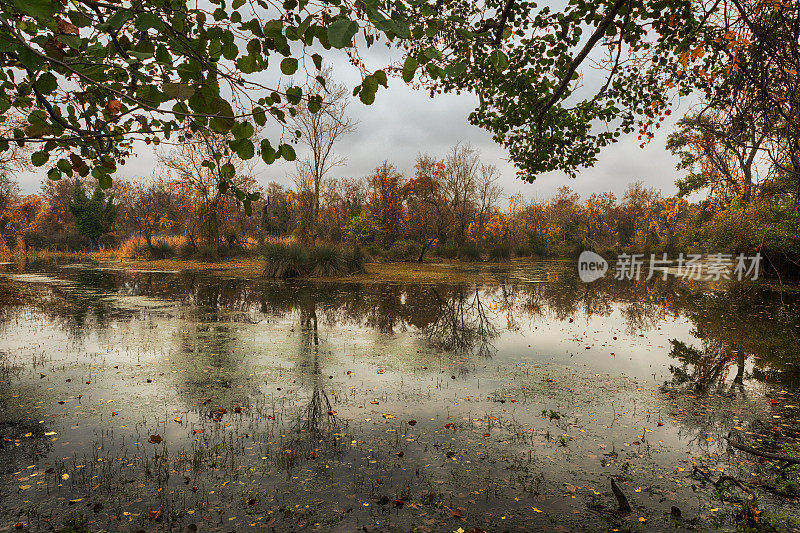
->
(0, 260), (798, 532)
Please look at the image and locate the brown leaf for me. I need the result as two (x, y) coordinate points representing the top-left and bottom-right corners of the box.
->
(148, 434), (163, 444)
(105, 100), (121, 115)
(57, 18), (79, 36)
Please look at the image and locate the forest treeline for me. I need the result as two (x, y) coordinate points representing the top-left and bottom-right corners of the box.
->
(1, 140), (797, 272)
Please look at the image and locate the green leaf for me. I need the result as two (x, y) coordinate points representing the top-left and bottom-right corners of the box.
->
(489, 49), (509, 71)
(209, 98), (235, 133)
(235, 139), (254, 160)
(253, 107), (267, 126)
(162, 83), (195, 100)
(105, 10), (132, 30)
(136, 12), (165, 32)
(402, 56), (418, 83)
(327, 18), (358, 49)
(312, 53), (323, 70)
(31, 151), (49, 167)
(98, 174), (113, 190)
(307, 95), (322, 114)
(232, 121), (254, 140)
(68, 10), (93, 28)
(260, 139), (276, 164)
(286, 86), (302, 104)
(12, 0), (56, 20)
(374, 69), (388, 87)
(280, 57), (298, 75)
(220, 162), (236, 179)
(47, 168), (61, 181)
(56, 158), (71, 172)
(35, 72), (57, 95)
(444, 62), (467, 78)
(279, 143), (296, 161)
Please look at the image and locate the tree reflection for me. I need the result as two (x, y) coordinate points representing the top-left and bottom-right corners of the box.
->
(424, 286), (497, 357)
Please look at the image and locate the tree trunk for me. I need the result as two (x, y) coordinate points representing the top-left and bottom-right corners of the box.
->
(418, 236), (437, 262)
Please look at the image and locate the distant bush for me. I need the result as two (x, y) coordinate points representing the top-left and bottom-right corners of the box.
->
(118, 235), (181, 260)
(151, 240), (177, 260)
(385, 239), (422, 261)
(460, 242), (482, 261)
(488, 244), (511, 261)
(263, 242), (364, 278)
(24, 232), (92, 252)
(177, 240), (196, 259)
(432, 243), (458, 259)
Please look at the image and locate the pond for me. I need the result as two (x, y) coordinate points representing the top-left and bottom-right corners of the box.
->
(0, 260), (799, 532)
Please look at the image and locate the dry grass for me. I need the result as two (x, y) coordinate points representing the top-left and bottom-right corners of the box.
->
(117, 234), (189, 259)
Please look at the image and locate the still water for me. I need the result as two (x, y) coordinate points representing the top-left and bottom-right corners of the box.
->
(0, 260), (798, 532)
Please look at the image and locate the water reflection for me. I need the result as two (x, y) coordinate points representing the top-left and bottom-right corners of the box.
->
(1, 262), (798, 394)
(1, 261), (800, 531)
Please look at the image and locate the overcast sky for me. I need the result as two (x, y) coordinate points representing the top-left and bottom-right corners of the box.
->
(15, 38), (690, 203)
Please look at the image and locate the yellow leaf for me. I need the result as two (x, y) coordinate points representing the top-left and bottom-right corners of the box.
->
(638, 517), (647, 523)
(174, 416), (182, 423)
(532, 507), (543, 513)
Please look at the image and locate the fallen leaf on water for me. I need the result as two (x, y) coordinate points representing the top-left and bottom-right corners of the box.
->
(174, 417), (182, 424)
(61, 473), (69, 480)
(148, 505), (162, 520)
(149, 434), (163, 444)
(382, 413), (396, 419)
(532, 507), (543, 513)
(638, 517), (647, 523)
(408, 420), (417, 426)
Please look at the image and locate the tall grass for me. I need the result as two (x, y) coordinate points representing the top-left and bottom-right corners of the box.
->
(117, 235), (186, 260)
(263, 242), (364, 278)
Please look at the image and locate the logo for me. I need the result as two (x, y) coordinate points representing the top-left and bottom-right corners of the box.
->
(578, 250), (608, 282)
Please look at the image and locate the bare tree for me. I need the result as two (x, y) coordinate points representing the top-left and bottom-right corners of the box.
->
(117, 176), (174, 250)
(0, 110), (31, 180)
(442, 144), (481, 248)
(474, 164), (502, 247)
(158, 130), (257, 247)
(291, 68), (356, 242)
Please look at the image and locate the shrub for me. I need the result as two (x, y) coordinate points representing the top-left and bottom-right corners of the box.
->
(432, 243), (457, 259)
(263, 242), (310, 278)
(488, 244), (511, 261)
(310, 244), (344, 276)
(118, 236), (148, 259)
(385, 239), (422, 261)
(345, 245), (366, 274)
(118, 235), (180, 259)
(177, 240), (196, 259)
(460, 242), (482, 261)
(263, 243), (364, 278)
(151, 240), (177, 260)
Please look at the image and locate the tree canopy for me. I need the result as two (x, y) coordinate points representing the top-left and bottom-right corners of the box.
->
(0, 0), (797, 197)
